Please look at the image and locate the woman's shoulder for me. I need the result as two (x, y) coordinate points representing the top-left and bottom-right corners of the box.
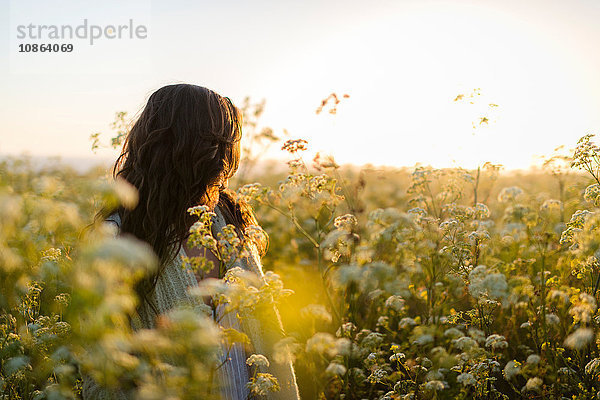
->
(211, 205), (227, 229)
(105, 211), (121, 225)
(103, 211), (121, 236)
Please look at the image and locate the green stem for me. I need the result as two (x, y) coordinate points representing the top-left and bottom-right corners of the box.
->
(424, 181), (439, 219)
(261, 201), (320, 248)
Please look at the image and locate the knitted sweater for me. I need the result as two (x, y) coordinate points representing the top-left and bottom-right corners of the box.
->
(81, 205), (300, 399)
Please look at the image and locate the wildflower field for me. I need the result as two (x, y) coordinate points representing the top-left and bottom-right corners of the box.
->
(3, 129), (600, 400)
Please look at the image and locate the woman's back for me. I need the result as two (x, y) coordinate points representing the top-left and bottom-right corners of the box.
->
(87, 83), (299, 399)
(85, 206), (300, 400)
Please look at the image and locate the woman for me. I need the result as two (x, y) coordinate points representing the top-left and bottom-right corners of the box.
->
(85, 84), (300, 399)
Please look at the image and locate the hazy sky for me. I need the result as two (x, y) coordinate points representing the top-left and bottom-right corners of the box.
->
(1, 0), (599, 169)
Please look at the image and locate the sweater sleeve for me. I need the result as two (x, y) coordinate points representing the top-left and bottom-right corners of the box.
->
(81, 375), (132, 400)
(81, 213), (134, 400)
(263, 306), (302, 400)
(242, 243), (301, 400)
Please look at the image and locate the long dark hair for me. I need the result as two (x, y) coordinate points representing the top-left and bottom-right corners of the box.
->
(96, 84), (265, 310)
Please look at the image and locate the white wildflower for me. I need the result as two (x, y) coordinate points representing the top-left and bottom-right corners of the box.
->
(361, 332), (384, 350)
(585, 358), (600, 376)
(423, 380), (445, 391)
(114, 177), (139, 209)
(453, 336), (478, 351)
(468, 328), (486, 343)
(367, 352), (377, 362)
(526, 354), (541, 365)
(443, 328), (464, 339)
(417, 357), (433, 369)
(485, 334), (508, 351)
(377, 316), (389, 327)
(412, 334), (434, 346)
(305, 332), (335, 354)
(498, 186), (524, 203)
(524, 377), (543, 393)
(336, 322), (357, 338)
(545, 313), (560, 325)
(504, 360), (521, 380)
(548, 290), (570, 305)
(570, 293), (597, 324)
(325, 362), (347, 376)
(426, 369), (444, 381)
(247, 373), (280, 396)
(399, 317), (417, 329)
(246, 354), (270, 368)
(564, 328), (595, 350)
(334, 338), (353, 357)
(367, 369), (388, 384)
(384, 295), (405, 313)
(457, 372), (476, 386)
(468, 265), (508, 300)
(541, 199), (562, 212)
(300, 304), (332, 323)
(334, 214), (358, 231)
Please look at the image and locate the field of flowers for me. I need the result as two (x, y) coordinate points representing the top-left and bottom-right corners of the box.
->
(3, 130), (600, 399)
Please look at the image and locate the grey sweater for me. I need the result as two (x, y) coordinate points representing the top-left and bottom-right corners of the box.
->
(81, 206), (300, 399)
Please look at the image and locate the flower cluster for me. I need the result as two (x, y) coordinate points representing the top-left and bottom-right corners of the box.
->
(6, 131), (600, 399)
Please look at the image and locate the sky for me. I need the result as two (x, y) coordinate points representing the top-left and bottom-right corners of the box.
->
(1, 0), (599, 170)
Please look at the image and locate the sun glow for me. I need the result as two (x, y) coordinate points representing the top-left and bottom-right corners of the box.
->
(2, 0), (599, 171)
